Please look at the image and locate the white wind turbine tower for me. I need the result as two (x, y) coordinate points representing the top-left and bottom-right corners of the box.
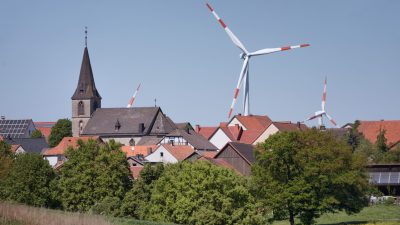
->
(206, 3), (310, 118)
(127, 83), (141, 108)
(304, 77), (338, 128)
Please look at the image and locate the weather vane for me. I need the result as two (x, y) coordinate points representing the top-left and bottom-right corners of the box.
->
(85, 26), (88, 47)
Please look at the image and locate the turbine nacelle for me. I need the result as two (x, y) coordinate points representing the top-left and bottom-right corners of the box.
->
(239, 53), (247, 59)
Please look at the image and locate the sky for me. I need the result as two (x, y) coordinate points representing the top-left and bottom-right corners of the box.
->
(1, 1), (399, 127)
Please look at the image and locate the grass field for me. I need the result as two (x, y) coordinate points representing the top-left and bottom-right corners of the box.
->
(1, 202), (399, 225)
(273, 204), (400, 225)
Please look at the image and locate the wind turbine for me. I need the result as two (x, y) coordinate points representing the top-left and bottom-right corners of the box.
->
(304, 77), (337, 128)
(206, 3), (310, 118)
(127, 83), (141, 108)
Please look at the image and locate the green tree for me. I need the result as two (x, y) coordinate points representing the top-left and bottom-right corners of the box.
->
(346, 120), (361, 152)
(1, 153), (56, 207)
(146, 161), (265, 225)
(58, 139), (131, 212)
(252, 129), (369, 225)
(0, 140), (13, 180)
(120, 163), (164, 219)
(376, 129), (389, 153)
(31, 129), (43, 138)
(48, 119), (72, 147)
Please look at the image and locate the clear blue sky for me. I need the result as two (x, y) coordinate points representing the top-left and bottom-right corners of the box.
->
(1, 1), (399, 127)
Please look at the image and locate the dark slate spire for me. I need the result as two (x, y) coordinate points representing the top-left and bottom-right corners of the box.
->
(71, 47), (101, 100)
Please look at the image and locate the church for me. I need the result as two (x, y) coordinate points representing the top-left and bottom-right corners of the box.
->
(71, 46), (178, 146)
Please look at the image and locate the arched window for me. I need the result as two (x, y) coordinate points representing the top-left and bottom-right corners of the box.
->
(79, 120), (84, 134)
(78, 101), (84, 115)
(129, 138), (135, 146)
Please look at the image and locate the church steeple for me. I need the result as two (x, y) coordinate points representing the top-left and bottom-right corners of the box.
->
(71, 47), (101, 100)
(71, 29), (102, 137)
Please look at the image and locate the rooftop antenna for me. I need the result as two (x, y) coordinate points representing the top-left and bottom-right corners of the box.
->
(154, 98), (157, 107)
(85, 26), (88, 47)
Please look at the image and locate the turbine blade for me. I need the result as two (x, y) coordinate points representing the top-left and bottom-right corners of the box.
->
(206, 3), (248, 54)
(127, 83), (141, 108)
(322, 77), (327, 111)
(249, 44), (310, 57)
(325, 113), (337, 127)
(305, 113), (322, 121)
(228, 57), (249, 118)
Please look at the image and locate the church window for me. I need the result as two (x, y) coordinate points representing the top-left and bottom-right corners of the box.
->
(129, 138), (135, 146)
(78, 101), (84, 115)
(79, 121), (83, 134)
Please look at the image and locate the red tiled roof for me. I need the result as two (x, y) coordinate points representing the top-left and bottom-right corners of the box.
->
(130, 166), (144, 179)
(200, 151), (218, 158)
(42, 136), (99, 156)
(198, 156), (239, 173)
(196, 126), (218, 140)
(273, 121), (308, 132)
(34, 122), (56, 139)
(357, 120), (400, 148)
(10, 144), (21, 153)
(235, 115), (272, 131)
(121, 145), (157, 158)
(162, 144), (195, 161)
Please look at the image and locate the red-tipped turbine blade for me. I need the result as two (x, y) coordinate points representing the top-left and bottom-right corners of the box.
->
(249, 44), (310, 57)
(127, 83), (141, 108)
(322, 77), (327, 111)
(206, 3), (248, 54)
(228, 58), (249, 118)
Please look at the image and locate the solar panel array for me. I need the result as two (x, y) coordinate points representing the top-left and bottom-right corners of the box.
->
(0, 119), (31, 138)
(369, 172), (400, 185)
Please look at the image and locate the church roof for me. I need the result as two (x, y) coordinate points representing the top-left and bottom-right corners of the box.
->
(71, 47), (101, 100)
(81, 107), (177, 136)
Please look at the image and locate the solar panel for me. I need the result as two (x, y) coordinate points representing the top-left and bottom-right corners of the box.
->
(0, 119), (31, 138)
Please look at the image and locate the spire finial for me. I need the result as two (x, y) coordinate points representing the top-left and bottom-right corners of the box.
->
(85, 26), (88, 47)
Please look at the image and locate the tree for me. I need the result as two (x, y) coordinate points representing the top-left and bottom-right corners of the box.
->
(0, 140), (13, 180)
(145, 161), (265, 225)
(252, 129), (369, 225)
(120, 163), (164, 219)
(346, 120), (361, 152)
(48, 119), (72, 147)
(31, 129), (43, 138)
(0, 153), (56, 207)
(376, 129), (388, 153)
(58, 139), (131, 212)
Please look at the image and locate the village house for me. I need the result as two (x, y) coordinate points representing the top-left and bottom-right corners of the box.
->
(214, 142), (256, 176)
(205, 114), (307, 149)
(357, 120), (400, 149)
(42, 136), (101, 167)
(33, 122), (56, 140)
(0, 118), (36, 138)
(145, 144), (196, 164)
(4, 137), (48, 155)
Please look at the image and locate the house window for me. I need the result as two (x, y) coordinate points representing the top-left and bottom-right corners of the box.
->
(160, 152), (164, 157)
(78, 101), (84, 115)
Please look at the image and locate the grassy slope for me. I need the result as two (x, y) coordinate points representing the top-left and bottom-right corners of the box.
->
(273, 205), (400, 225)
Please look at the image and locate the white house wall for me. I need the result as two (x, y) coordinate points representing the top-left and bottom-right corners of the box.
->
(209, 129), (232, 150)
(145, 146), (178, 164)
(45, 156), (58, 167)
(228, 118), (247, 130)
(253, 124), (278, 145)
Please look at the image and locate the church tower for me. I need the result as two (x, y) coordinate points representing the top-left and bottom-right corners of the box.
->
(71, 46), (101, 137)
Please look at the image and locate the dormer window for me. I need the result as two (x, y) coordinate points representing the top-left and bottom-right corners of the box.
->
(78, 101), (84, 115)
(115, 119), (121, 131)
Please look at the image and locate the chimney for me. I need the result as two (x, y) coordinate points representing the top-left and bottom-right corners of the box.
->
(195, 125), (200, 132)
(138, 123), (145, 133)
(297, 122), (301, 129)
(238, 113), (242, 116)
